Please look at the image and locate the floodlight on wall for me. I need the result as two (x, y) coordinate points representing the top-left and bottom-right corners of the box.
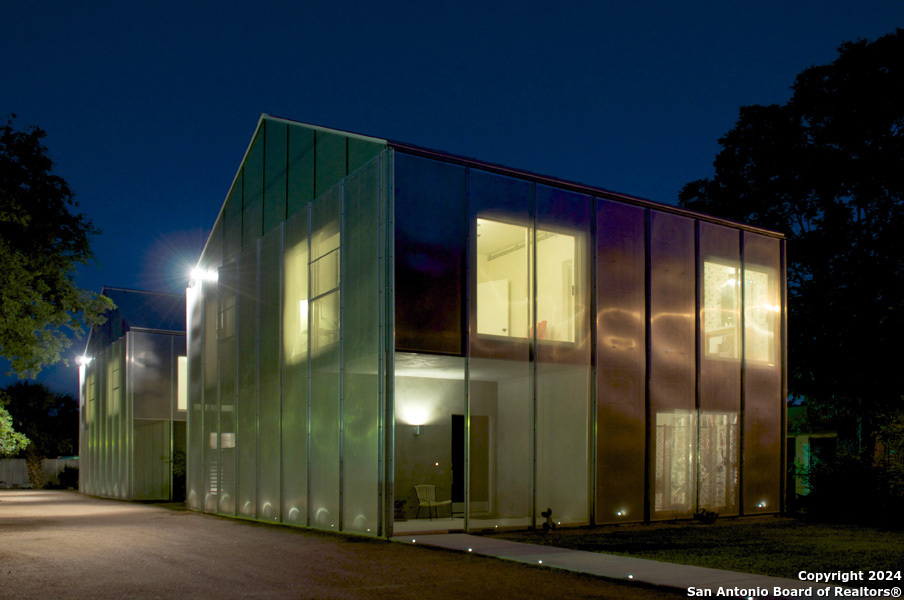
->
(189, 266), (218, 286)
(75, 355), (92, 366)
(757, 500), (767, 508)
(616, 509), (627, 517)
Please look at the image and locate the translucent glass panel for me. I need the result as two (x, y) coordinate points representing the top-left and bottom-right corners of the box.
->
(342, 162), (383, 534)
(133, 420), (169, 500)
(258, 228), (282, 521)
(649, 212), (697, 519)
(224, 174), (243, 260)
(108, 340), (123, 498)
(698, 223), (741, 515)
(309, 185), (341, 530)
(263, 120), (288, 232)
(243, 131), (264, 247)
(535, 186), (591, 526)
(394, 353), (465, 532)
(282, 208), (309, 525)
(217, 262), (237, 515)
(130, 332), (178, 500)
(595, 200), (646, 524)
(189, 147), (388, 535)
(742, 233), (782, 514)
(186, 283), (204, 510)
(131, 332), (175, 421)
(81, 331), (184, 502)
(393, 154), (466, 355)
(205, 213), (225, 273)
(236, 243), (260, 517)
(202, 281), (219, 512)
(315, 132), (347, 198)
(348, 138), (384, 174)
(288, 126), (315, 216)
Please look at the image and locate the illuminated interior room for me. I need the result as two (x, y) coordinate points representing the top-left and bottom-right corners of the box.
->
(78, 287), (187, 501)
(184, 114), (787, 537)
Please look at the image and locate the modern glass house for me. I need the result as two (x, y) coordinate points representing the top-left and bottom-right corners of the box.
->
(187, 114), (786, 537)
(79, 287), (187, 501)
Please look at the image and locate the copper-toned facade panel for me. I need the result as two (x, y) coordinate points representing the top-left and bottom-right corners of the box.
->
(535, 185), (592, 526)
(742, 232), (783, 514)
(698, 222), (741, 515)
(649, 212), (697, 520)
(595, 199), (646, 524)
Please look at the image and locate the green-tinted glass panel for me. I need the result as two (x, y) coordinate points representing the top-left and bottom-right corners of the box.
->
(264, 120), (288, 232)
(258, 226), (282, 521)
(236, 242), (259, 517)
(288, 126), (315, 217)
(348, 138), (383, 174)
(342, 157), (382, 535)
(217, 261), (237, 516)
(224, 173), (243, 260)
(281, 206), (309, 524)
(243, 131), (264, 247)
(315, 132), (346, 197)
(201, 279), (219, 512)
(204, 213), (224, 272)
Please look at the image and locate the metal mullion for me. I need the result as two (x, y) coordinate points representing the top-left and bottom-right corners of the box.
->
(529, 182), (538, 530)
(338, 180), (346, 532)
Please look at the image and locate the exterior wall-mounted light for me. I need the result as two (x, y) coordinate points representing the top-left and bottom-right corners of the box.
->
(75, 355), (92, 366)
(189, 266), (218, 287)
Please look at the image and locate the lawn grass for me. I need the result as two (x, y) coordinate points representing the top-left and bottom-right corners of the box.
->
(484, 517), (903, 585)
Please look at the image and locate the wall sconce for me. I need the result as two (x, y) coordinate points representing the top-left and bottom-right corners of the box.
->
(413, 425), (421, 436)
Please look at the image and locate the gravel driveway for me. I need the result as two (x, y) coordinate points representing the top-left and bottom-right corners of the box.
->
(0, 490), (682, 599)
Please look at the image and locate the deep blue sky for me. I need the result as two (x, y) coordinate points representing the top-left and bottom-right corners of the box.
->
(3, 1), (902, 396)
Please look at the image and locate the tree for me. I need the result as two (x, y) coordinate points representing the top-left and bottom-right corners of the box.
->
(679, 30), (904, 463)
(0, 115), (112, 377)
(1, 382), (79, 488)
(0, 404), (29, 456)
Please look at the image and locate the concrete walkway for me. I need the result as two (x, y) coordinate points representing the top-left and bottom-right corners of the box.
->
(392, 533), (837, 598)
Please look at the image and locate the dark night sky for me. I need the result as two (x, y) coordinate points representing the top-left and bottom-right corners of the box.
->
(2, 1), (902, 396)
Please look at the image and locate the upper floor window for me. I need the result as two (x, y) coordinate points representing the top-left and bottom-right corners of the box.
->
(475, 218), (576, 343)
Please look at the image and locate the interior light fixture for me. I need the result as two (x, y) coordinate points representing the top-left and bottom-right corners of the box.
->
(413, 425), (421, 436)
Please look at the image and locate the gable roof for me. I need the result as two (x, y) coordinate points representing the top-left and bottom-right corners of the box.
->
(101, 287), (185, 334)
(84, 287), (185, 357)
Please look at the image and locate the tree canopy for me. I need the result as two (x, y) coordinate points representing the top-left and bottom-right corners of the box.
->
(1, 381), (78, 459)
(0, 116), (112, 377)
(0, 404), (29, 456)
(679, 30), (904, 443)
